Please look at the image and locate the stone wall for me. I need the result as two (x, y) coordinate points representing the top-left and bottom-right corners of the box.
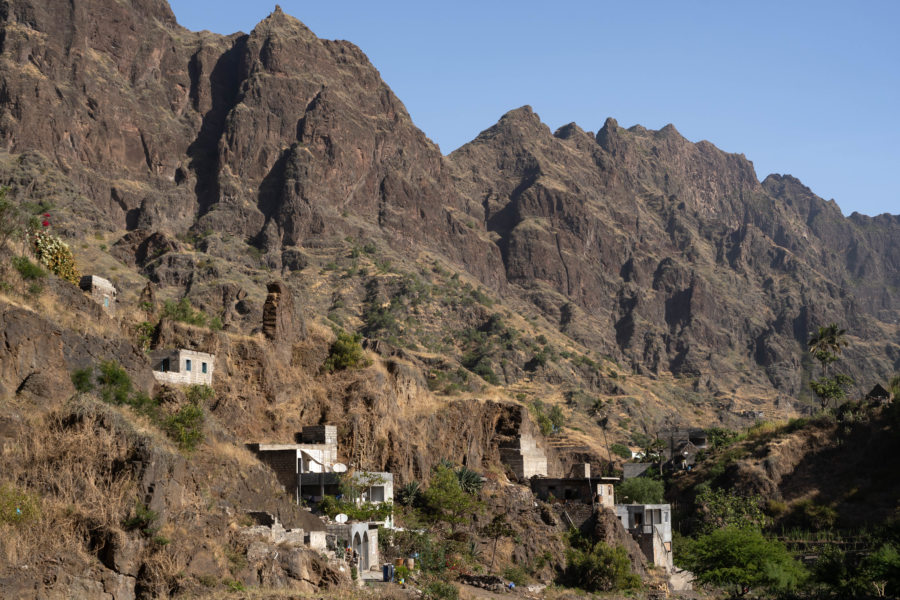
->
(255, 449), (298, 500)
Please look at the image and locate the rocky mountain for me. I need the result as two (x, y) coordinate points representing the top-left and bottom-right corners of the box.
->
(1, 0), (896, 415)
(0, 0), (899, 597)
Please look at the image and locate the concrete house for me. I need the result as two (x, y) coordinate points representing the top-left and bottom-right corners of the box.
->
(616, 503), (673, 571)
(79, 275), (117, 315)
(151, 349), (215, 386)
(248, 425), (340, 503)
(530, 464), (617, 509)
(327, 522), (379, 574)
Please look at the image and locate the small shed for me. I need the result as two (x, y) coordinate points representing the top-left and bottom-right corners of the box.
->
(79, 275), (117, 315)
(866, 384), (892, 406)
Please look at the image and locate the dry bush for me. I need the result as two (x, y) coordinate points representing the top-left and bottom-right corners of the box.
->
(0, 405), (139, 567)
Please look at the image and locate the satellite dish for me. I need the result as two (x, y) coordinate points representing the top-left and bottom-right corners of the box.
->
(332, 463), (347, 473)
(335, 513), (348, 524)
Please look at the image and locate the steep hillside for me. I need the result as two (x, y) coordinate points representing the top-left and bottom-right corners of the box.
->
(449, 108), (900, 404)
(0, 0), (896, 425)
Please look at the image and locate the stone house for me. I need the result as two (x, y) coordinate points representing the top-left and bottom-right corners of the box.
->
(79, 275), (117, 315)
(150, 349), (215, 386)
(615, 503), (673, 571)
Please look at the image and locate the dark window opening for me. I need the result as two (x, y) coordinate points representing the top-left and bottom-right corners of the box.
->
(185, 359), (192, 372)
(202, 362), (208, 374)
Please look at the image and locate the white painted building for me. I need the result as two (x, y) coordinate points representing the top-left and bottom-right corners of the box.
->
(616, 503), (673, 571)
(151, 349), (215, 386)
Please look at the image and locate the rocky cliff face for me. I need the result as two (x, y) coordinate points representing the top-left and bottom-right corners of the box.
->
(449, 108), (900, 400)
(0, 1), (898, 405)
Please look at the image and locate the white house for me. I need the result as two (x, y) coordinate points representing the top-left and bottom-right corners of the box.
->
(151, 349), (215, 386)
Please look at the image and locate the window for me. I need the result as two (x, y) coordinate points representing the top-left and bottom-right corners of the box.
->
(202, 362), (208, 374)
(103, 296), (110, 307)
(161, 358), (169, 372)
(185, 359), (192, 372)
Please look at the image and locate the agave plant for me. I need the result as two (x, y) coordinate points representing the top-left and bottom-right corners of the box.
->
(397, 480), (421, 506)
(455, 466), (484, 494)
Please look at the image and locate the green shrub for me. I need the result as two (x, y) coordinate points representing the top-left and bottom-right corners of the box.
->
(97, 360), (133, 405)
(616, 477), (664, 504)
(122, 501), (158, 535)
(0, 484), (40, 525)
(185, 384), (214, 405)
(160, 297), (207, 327)
(610, 443), (632, 458)
(322, 331), (369, 372)
(422, 579), (458, 600)
(71, 367), (95, 393)
(12, 256), (45, 280)
(564, 531), (640, 592)
(164, 403), (204, 451)
(502, 564), (530, 585)
(135, 321), (155, 351)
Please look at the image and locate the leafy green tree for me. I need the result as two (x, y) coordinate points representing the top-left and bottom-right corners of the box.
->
(862, 543), (900, 598)
(480, 514), (515, 571)
(423, 464), (483, 532)
(810, 373), (854, 411)
(680, 526), (806, 596)
(695, 488), (768, 533)
(616, 477), (664, 504)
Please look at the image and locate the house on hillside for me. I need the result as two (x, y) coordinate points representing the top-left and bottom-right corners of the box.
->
(530, 463), (617, 508)
(866, 384), (892, 406)
(151, 349), (215, 386)
(616, 503), (673, 572)
(79, 275), (117, 316)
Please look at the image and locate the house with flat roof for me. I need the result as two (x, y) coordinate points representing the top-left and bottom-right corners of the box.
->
(151, 349), (215, 386)
(530, 463), (617, 509)
(615, 503), (673, 572)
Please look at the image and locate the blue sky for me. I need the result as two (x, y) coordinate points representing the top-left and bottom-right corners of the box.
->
(168, 1), (898, 217)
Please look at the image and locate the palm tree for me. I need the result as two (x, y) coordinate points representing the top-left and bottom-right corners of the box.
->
(808, 323), (848, 376)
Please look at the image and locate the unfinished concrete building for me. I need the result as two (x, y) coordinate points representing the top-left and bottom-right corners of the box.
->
(151, 349), (215, 386)
(615, 503), (673, 572)
(530, 463), (617, 508)
(499, 430), (548, 480)
(248, 426), (340, 503)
